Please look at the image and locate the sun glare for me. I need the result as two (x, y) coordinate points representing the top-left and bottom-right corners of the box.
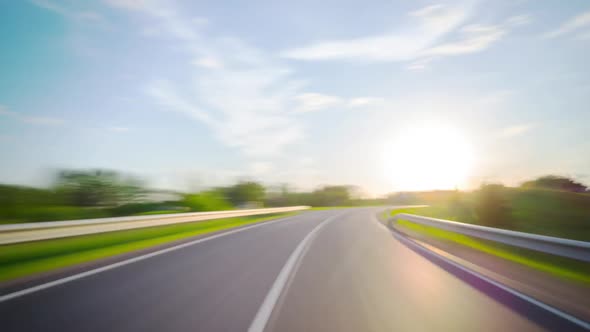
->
(383, 125), (474, 191)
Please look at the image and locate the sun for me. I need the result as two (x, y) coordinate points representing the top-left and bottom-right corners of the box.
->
(382, 124), (474, 191)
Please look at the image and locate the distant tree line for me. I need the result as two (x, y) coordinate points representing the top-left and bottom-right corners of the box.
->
(1, 171), (586, 225)
(0, 169), (372, 223)
(387, 174), (588, 231)
(521, 175), (588, 193)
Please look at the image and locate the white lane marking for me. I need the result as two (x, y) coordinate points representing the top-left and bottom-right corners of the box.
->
(376, 218), (590, 330)
(0, 213), (312, 303)
(248, 212), (346, 332)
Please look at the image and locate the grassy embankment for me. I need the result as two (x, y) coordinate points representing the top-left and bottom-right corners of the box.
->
(385, 188), (590, 284)
(0, 212), (298, 282)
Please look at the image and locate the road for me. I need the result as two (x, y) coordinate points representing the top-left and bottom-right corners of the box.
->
(0, 208), (584, 331)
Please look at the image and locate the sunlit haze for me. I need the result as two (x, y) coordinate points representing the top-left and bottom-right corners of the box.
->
(383, 124), (474, 191)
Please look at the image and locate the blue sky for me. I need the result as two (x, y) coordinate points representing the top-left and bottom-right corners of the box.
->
(1, 0), (589, 195)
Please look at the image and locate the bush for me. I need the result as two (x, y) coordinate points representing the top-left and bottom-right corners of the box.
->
(474, 184), (512, 228)
(182, 191), (232, 212)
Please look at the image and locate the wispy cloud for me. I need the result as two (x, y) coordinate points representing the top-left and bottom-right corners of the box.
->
(22, 116), (65, 126)
(108, 1), (307, 157)
(413, 15), (530, 68)
(422, 23), (509, 57)
(107, 126), (130, 133)
(543, 10), (590, 39)
(281, 4), (469, 62)
(505, 14), (533, 27)
(191, 56), (224, 69)
(282, 4), (529, 69)
(406, 57), (435, 71)
(0, 105), (14, 116)
(146, 80), (214, 126)
(0, 105), (65, 126)
(108, 0), (389, 159)
(294, 93), (343, 112)
(498, 123), (536, 138)
(347, 97), (385, 108)
(30, 0), (105, 23)
(291, 94), (387, 112)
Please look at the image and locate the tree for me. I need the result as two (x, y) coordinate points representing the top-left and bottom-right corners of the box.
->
(264, 183), (294, 207)
(54, 169), (144, 207)
(521, 175), (587, 193)
(308, 185), (352, 206)
(223, 181), (265, 206)
(474, 184), (512, 228)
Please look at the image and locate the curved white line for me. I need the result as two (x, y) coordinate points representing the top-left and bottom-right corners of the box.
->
(248, 212), (345, 332)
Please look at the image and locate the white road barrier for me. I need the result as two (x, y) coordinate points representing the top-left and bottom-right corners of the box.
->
(389, 213), (590, 262)
(0, 206), (310, 245)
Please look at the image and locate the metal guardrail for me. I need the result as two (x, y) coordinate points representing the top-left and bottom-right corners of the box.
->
(0, 206), (310, 245)
(389, 213), (590, 262)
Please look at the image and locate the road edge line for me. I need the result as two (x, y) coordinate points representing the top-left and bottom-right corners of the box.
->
(0, 213), (308, 303)
(375, 218), (590, 330)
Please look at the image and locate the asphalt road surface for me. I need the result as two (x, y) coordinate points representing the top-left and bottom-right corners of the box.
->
(0, 208), (584, 331)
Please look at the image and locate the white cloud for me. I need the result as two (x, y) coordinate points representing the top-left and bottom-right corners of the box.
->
(422, 13), (532, 60)
(30, 0), (105, 23)
(543, 10), (590, 39)
(505, 14), (533, 27)
(192, 65), (305, 156)
(107, 126), (130, 132)
(292, 94), (385, 112)
(294, 93), (343, 112)
(423, 24), (506, 56)
(281, 4), (469, 62)
(347, 97), (385, 108)
(406, 57), (435, 71)
(191, 56), (223, 69)
(498, 123), (536, 138)
(409, 4), (445, 18)
(282, 4), (529, 67)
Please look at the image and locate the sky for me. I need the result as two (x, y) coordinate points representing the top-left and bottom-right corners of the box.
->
(1, 0), (589, 195)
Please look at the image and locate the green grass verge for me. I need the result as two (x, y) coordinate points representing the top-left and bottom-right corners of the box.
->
(388, 208), (590, 284)
(0, 212), (299, 282)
